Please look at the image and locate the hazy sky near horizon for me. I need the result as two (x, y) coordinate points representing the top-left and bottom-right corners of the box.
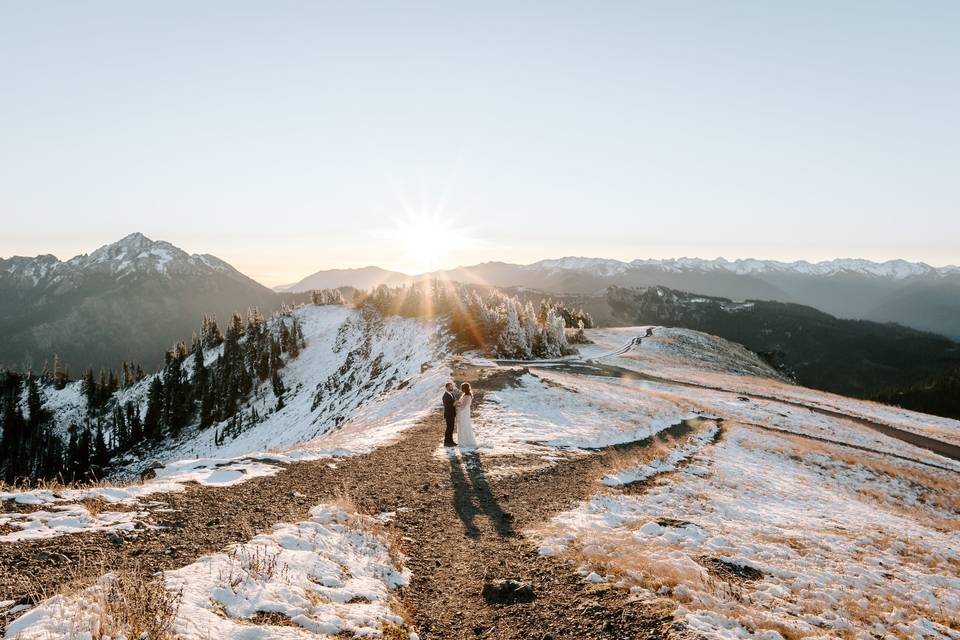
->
(2, 2), (958, 286)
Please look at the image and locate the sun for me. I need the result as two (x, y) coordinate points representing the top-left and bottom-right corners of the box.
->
(393, 212), (467, 274)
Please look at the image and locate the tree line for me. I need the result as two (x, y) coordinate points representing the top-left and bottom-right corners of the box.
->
(353, 281), (592, 359)
(873, 366), (960, 421)
(0, 307), (309, 486)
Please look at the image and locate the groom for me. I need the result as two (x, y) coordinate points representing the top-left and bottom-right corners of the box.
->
(442, 382), (458, 447)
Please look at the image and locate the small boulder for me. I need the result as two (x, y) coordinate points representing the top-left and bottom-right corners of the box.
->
(482, 578), (535, 604)
(30, 551), (70, 565)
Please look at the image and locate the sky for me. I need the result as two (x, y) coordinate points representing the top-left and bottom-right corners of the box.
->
(1, 1), (958, 286)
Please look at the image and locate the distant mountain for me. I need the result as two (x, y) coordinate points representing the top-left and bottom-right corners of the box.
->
(0, 233), (279, 372)
(417, 257), (960, 339)
(547, 285), (960, 398)
(279, 266), (413, 292)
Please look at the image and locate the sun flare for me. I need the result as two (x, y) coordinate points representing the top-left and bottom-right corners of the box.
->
(392, 213), (471, 274)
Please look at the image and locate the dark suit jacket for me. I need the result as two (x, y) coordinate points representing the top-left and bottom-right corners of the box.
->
(443, 390), (456, 418)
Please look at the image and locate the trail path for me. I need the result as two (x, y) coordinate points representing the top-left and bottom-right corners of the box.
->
(1, 367), (696, 639)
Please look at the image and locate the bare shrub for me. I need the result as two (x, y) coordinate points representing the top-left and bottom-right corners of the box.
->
(78, 496), (106, 518)
(99, 569), (182, 640)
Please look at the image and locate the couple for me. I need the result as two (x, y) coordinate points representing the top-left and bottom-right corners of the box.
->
(442, 382), (478, 449)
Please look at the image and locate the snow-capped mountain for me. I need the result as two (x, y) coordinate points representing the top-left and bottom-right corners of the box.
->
(529, 255), (957, 280)
(1, 232), (241, 288)
(445, 257), (960, 338)
(0, 233), (279, 372)
(287, 255), (960, 338)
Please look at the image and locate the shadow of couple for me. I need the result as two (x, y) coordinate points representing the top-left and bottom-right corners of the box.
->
(446, 449), (514, 539)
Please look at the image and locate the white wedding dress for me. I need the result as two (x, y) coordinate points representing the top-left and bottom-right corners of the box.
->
(456, 394), (478, 449)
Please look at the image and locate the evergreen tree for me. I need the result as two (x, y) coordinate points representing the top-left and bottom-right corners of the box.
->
(144, 377), (164, 441)
(271, 370), (286, 410)
(93, 424), (109, 472)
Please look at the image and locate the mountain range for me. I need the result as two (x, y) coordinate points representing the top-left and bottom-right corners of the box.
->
(284, 256), (960, 338)
(0, 233), (279, 372)
(3, 233), (958, 376)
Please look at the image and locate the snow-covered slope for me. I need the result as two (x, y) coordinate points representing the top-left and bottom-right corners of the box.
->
(37, 304), (451, 475)
(582, 326), (960, 447)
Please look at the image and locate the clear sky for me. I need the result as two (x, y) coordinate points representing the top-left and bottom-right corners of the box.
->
(2, 1), (958, 286)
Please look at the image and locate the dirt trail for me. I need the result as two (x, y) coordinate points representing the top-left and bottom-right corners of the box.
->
(1, 367), (699, 639)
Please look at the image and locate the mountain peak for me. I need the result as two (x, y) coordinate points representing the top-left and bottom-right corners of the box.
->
(1, 233), (252, 288)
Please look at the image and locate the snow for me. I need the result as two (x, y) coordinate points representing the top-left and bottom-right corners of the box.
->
(5, 504), (413, 639)
(625, 256), (952, 279)
(529, 256), (631, 277)
(533, 425), (960, 639)
(468, 370), (703, 457)
(141, 305), (448, 465)
(0, 503), (146, 542)
(0, 458), (283, 541)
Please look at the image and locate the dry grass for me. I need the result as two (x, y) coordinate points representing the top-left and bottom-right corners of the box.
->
(747, 430), (960, 531)
(77, 496), (107, 518)
(0, 476), (121, 497)
(324, 487), (407, 569)
(97, 569), (182, 640)
(328, 485), (358, 515)
(566, 533), (707, 593)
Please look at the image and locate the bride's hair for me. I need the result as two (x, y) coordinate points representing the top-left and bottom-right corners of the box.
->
(460, 382), (472, 396)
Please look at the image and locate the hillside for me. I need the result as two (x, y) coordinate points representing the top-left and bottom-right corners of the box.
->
(2, 322), (958, 639)
(0, 233), (280, 372)
(506, 285), (960, 401)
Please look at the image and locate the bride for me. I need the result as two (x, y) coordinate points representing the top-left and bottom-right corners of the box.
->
(454, 382), (478, 449)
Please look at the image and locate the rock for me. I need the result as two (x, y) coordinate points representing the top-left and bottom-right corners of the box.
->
(139, 463), (163, 482)
(108, 533), (124, 545)
(543, 635), (556, 640)
(481, 578), (535, 604)
(30, 551), (70, 565)
(205, 518), (221, 527)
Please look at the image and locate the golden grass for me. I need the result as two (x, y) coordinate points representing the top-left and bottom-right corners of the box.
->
(98, 569), (182, 640)
(77, 496), (107, 518)
(0, 476), (121, 497)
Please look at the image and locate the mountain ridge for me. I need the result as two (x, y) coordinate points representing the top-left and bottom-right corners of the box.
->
(286, 255), (960, 338)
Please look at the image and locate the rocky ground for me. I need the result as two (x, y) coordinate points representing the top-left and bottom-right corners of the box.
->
(1, 365), (708, 639)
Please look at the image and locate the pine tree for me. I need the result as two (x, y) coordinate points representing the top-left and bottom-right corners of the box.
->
(113, 404), (129, 451)
(271, 370), (286, 410)
(26, 375), (45, 428)
(93, 424), (109, 472)
(126, 402), (144, 446)
(144, 377), (164, 441)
